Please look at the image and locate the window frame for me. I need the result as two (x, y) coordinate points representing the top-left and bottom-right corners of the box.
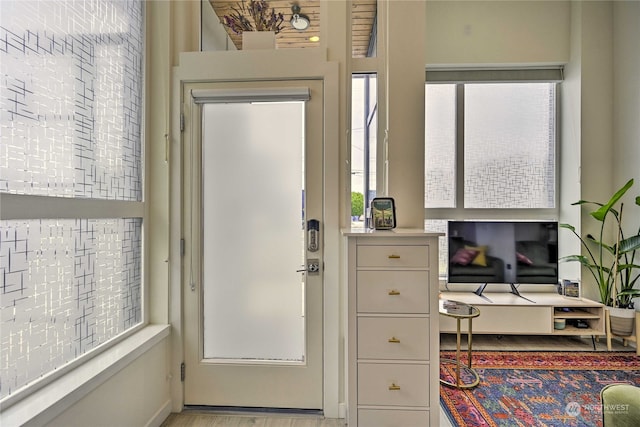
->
(424, 69), (562, 223)
(350, 72), (379, 228)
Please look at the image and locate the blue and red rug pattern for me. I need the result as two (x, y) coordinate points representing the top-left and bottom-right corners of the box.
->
(440, 351), (640, 427)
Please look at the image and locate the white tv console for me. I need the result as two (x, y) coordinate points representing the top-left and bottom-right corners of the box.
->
(439, 291), (605, 339)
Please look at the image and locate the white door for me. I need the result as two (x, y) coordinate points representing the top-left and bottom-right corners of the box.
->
(182, 80), (324, 410)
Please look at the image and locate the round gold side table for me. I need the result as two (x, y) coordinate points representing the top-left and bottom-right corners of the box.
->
(439, 299), (481, 389)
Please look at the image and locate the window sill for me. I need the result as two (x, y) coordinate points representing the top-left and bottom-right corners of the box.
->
(0, 324), (171, 427)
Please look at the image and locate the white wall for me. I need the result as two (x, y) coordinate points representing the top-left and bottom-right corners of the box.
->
(558, 1), (584, 284)
(386, 1), (427, 227)
(573, 1), (616, 302)
(425, 1), (571, 66)
(47, 338), (171, 427)
(613, 0), (640, 307)
(613, 1), (640, 194)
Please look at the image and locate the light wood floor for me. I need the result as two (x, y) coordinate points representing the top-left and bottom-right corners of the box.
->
(161, 335), (636, 427)
(161, 410), (346, 427)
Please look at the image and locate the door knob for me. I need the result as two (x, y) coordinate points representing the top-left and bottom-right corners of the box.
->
(296, 259), (320, 275)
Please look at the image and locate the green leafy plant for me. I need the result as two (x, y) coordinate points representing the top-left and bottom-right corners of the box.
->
(351, 192), (364, 218)
(560, 178), (640, 308)
(222, 0), (285, 34)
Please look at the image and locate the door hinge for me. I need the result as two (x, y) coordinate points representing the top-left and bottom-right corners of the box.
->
(180, 238), (185, 257)
(180, 113), (185, 132)
(181, 362), (185, 382)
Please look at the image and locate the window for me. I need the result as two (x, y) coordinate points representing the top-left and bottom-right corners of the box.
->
(351, 73), (378, 228)
(0, 0), (145, 403)
(424, 72), (560, 277)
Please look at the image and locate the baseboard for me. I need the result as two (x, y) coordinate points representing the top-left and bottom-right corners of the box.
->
(147, 399), (173, 427)
(338, 402), (346, 419)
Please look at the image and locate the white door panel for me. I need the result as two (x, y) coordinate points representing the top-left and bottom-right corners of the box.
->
(182, 80), (324, 409)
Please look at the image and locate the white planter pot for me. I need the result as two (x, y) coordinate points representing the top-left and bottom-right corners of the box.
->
(607, 306), (636, 336)
(242, 31), (276, 50)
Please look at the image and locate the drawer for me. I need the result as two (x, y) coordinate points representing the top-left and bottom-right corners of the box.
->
(357, 271), (429, 313)
(358, 363), (429, 406)
(357, 245), (429, 268)
(358, 409), (429, 427)
(358, 317), (430, 360)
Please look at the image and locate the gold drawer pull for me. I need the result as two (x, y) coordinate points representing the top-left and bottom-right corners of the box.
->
(388, 337), (400, 343)
(388, 383), (401, 391)
(388, 254), (401, 259)
(388, 289), (400, 296)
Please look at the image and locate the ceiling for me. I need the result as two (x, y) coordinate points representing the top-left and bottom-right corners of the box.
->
(208, 0), (377, 58)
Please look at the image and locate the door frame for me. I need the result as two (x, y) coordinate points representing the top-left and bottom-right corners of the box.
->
(170, 50), (341, 417)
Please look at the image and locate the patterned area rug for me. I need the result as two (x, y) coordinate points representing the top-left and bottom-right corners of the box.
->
(440, 351), (640, 427)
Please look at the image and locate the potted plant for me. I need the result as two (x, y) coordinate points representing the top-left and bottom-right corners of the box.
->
(560, 178), (640, 336)
(221, 0), (284, 49)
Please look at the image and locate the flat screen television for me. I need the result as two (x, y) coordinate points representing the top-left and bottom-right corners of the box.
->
(447, 221), (558, 300)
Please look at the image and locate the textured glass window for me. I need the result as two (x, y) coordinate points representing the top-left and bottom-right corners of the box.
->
(464, 83), (556, 208)
(425, 84), (456, 208)
(425, 82), (556, 210)
(0, 0), (144, 402)
(0, 0), (144, 201)
(0, 219), (142, 400)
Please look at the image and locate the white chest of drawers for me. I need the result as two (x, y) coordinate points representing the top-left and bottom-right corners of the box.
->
(344, 230), (441, 427)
